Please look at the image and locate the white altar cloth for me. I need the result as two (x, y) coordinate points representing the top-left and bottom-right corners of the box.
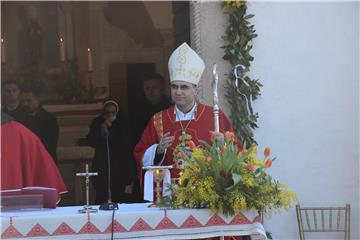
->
(1, 203), (266, 239)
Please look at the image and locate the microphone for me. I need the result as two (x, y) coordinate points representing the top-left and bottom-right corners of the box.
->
(101, 122), (109, 138)
(99, 121), (118, 211)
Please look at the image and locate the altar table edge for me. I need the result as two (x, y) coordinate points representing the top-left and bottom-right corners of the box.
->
(1, 203), (267, 240)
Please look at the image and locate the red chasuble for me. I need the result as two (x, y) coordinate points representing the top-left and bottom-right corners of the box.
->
(134, 103), (242, 179)
(1, 121), (67, 201)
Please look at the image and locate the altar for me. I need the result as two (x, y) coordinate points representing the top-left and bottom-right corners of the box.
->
(1, 203), (266, 239)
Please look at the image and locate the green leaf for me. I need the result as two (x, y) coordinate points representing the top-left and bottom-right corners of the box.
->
(221, 2), (261, 148)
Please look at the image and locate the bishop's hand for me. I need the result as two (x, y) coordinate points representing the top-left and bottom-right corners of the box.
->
(156, 132), (175, 154)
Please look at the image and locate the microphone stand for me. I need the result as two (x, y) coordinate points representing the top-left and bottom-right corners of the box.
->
(99, 123), (119, 210)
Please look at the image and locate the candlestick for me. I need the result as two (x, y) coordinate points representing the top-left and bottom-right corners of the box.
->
(87, 48), (93, 72)
(59, 38), (65, 62)
(1, 38), (6, 64)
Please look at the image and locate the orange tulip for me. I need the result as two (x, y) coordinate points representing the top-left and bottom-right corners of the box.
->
(187, 140), (196, 149)
(205, 156), (212, 164)
(264, 147), (270, 157)
(177, 152), (185, 159)
(265, 159), (272, 168)
(224, 131), (235, 142)
(246, 164), (255, 172)
(221, 146), (227, 156)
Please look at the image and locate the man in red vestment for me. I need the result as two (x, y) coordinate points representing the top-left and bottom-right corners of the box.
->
(134, 42), (244, 240)
(1, 112), (67, 201)
(134, 42), (241, 180)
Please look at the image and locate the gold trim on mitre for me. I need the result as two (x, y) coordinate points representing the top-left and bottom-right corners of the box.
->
(168, 42), (205, 85)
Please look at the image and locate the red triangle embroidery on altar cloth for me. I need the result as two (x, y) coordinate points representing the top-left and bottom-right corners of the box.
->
(104, 220), (127, 233)
(155, 216), (178, 230)
(206, 214), (226, 226)
(1, 225), (24, 239)
(180, 215), (203, 228)
(52, 222), (76, 235)
(252, 215), (262, 223)
(26, 223), (50, 237)
(229, 212), (252, 225)
(129, 218), (152, 232)
(78, 221), (102, 234)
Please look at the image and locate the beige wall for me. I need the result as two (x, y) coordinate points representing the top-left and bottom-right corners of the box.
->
(190, 2), (231, 116)
(193, 2), (360, 239)
(144, 1), (173, 29)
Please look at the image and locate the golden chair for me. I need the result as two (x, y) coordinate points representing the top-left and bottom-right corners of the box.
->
(296, 204), (350, 240)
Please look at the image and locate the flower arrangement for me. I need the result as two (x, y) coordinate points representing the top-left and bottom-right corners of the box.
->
(166, 131), (298, 216)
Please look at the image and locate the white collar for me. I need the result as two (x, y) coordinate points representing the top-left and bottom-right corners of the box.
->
(174, 103), (197, 121)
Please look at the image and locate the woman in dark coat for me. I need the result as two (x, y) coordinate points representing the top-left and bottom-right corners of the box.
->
(86, 100), (137, 204)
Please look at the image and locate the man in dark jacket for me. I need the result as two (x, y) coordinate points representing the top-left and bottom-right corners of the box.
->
(20, 87), (59, 163)
(2, 80), (27, 122)
(132, 73), (172, 145)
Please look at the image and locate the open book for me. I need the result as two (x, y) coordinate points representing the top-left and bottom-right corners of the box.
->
(1, 186), (58, 208)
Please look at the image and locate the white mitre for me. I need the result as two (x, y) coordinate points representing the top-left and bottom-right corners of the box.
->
(168, 42), (205, 85)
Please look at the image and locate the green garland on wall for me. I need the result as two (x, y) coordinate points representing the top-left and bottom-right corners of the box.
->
(222, 0), (262, 148)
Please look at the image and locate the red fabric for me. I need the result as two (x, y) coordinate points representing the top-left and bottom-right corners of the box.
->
(1, 121), (67, 201)
(134, 104), (242, 179)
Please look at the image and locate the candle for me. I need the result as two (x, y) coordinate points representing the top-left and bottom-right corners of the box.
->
(59, 38), (65, 62)
(87, 48), (93, 72)
(1, 38), (5, 64)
